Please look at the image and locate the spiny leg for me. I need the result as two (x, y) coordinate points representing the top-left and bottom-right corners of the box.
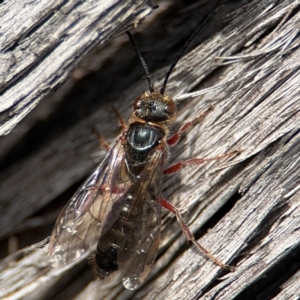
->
(164, 151), (238, 175)
(94, 107), (127, 152)
(94, 129), (110, 152)
(167, 106), (213, 146)
(160, 199), (235, 271)
(111, 106), (127, 133)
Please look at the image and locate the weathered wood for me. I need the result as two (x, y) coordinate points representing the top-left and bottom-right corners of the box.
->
(0, 0), (153, 136)
(1, 0), (300, 299)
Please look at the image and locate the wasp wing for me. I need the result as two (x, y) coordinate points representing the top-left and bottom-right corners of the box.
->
(48, 136), (132, 267)
(117, 145), (165, 290)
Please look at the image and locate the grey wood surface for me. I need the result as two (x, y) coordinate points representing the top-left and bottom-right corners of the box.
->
(1, 0), (300, 299)
(0, 0), (152, 136)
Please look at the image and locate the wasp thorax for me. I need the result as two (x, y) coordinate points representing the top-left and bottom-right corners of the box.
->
(133, 92), (177, 122)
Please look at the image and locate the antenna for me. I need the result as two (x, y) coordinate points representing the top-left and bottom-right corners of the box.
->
(160, 8), (221, 95)
(127, 7), (221, 96)
(126, 31), (154, 93)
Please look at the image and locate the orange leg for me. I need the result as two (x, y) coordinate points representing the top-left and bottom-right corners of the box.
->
(160, 199), (234, 271)
(94, 129), (110, 152)
(111, 106), (127, 132)
(167, 107), (212, 146)
(94, 107), (127, 152)
(164, 151), (238, 175)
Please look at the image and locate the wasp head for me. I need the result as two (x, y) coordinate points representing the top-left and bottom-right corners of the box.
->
(133, 92), (177, 122)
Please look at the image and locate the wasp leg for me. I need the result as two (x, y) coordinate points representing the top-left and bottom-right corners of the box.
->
(167, 107), (212, 146)
(160, 199), (235, 271)
(93, 107), (127, 152)
(94, 129), (111, 152)
(112, 106), (127, 132)
(163, 151), (238, 175)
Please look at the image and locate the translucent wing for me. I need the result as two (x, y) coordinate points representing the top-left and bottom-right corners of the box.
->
(89, 143), (165, 289)
(48, 136), (132, 267)
(118, 146), (165, 290)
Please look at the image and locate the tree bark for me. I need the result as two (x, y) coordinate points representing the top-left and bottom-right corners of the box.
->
(1, 0), (300, 299)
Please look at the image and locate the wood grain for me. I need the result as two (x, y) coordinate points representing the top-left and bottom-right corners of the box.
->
(0, 0), (153, 135)
(1, 0), (300, 299)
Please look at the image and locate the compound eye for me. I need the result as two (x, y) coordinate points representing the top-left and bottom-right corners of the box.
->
(134, 96), (142, 109)
(165, 100), (176, 115)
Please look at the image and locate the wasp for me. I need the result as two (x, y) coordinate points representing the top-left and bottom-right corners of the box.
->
(48, 24), (235, 290)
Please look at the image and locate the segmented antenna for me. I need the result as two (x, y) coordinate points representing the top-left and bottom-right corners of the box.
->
(126, 31), (154, 93)
(160, 8), (220, 95)
(127, 7), (220, 95)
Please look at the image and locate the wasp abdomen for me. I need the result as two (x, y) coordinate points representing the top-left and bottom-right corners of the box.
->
(93, 196), (140, 278)
(94, 243), (119, 279)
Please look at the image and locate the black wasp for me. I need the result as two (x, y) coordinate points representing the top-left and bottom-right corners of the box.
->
(48, 21), (234, 290)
